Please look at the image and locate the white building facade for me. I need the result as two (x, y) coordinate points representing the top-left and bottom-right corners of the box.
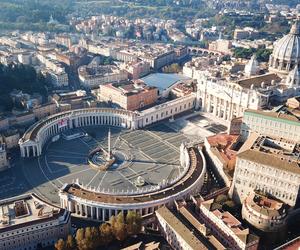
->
(0, 194), (71, 250)
(230, 135), (300, 207)
(183, 21), (300, 122)
(19, 94), (196, 158)
(241, 109), (300, 142)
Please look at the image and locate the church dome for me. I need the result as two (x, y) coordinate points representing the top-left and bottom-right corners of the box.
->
(269, 21), (300, 75)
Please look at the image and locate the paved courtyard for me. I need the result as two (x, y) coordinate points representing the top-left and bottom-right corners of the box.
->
(19, 123), (189, 205)
(0, 112), (228, 206)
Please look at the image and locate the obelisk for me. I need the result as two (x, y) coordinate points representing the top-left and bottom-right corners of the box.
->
(107, 128), (111, 160)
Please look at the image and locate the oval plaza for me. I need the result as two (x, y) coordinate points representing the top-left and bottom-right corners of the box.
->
(18, 94), (207, 221)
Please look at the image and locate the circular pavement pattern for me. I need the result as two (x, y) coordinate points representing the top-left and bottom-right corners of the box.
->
(22, 123), (189, 205)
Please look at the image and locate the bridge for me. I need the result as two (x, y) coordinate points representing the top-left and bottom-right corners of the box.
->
(188, 47), (224, 57)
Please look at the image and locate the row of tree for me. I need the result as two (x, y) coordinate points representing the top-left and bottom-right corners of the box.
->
(233, 47), (272, 62)
(162, 63), (182, 73)
(55, 211), (142, 250)
(0, 0), (70, 24)
(0, 63), (48, 111)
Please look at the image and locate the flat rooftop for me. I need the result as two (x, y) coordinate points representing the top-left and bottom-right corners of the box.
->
(0, 194), (63, 233)
(246, 192), (288, 217)
(238, 134), (300, 175)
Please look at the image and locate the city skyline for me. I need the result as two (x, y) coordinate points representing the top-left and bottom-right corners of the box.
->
(0, 1), (300, 250)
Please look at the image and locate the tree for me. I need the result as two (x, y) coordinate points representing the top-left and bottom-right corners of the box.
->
(223, 55), (231, 61)
(55, 239), (66, 250)
(0, 63), (48, 111)
(65, 235), (76, 250)
(233, 47), (255, 59)
(85, 226), (100, 249)
(256, 48), (272, 62)
(75, 228), (86, 250)
(111, 212), (128, 241)
(126, 211), (142, 236)
(162, 63), (181, 73)
(215, 194), (228, 204)
(109, 215), (116, 230)
(84, 227), (92, 249)
(99, 223), (114, 246)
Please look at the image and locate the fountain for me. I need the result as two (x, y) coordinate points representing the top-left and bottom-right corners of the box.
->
(88, 129), (116, 171)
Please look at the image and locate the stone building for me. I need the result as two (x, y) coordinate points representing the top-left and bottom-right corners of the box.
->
(0, 193), (71, 250)
(241, 107), (300, 142)
(204, 134), (239, 187)
(0, 144), (8, 171)
(230, 133), (300, 207)
(156, 206), (209, 250)
(78, 57), (128, 88)
(0, 130), (20, 149)
(242, 191), (288, 232)
(198, 199), (259, 250)
(96, 81), (158, 111)
(120, 60), (150, 80)
(183, 21), (300, 122)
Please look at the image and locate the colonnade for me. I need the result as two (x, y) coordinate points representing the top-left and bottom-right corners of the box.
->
(200, 93), (241, 121)
(20, 144), (42, 158)
(58, 147), (206, 222)
(19, 109), (136, 158)
(19, 95), (197, 158)
(60, 197), (157, 221)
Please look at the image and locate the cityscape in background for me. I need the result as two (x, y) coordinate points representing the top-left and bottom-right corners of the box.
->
(0, 0), (300, 250)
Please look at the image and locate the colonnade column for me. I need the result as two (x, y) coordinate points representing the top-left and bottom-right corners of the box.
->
(20, 146), (25, 157)
(21, 145), (40, 158)
(217, 98), (222, 118)
(102, 209), (106, 221)
(91, 207), (94, 219)
(84, 205), (88, 217)
(224, 101), (228, 120)
(96, 207), (99, 220)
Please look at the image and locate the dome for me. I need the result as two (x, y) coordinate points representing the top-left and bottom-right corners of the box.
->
(269, 21), (300, 75)
(286, 65), (300, 87)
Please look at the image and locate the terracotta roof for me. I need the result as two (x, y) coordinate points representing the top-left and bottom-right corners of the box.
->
(206, 134), (239, 163)
(244, 192), (288, 218)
